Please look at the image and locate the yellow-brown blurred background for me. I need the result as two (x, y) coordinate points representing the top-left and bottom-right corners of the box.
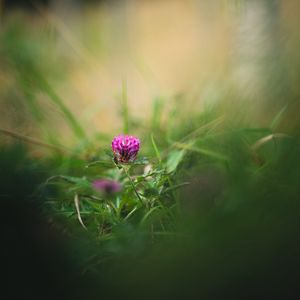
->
(1, 0), (300, 146)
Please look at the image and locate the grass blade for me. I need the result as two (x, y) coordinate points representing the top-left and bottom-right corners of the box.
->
(74, 193), (87, 230)
(41, 79), (86, 140)
(151, 133), (162, 163)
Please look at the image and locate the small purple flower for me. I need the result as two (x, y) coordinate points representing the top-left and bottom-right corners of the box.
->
(112, 135), (140, 163)
(92, 179), (122, 194)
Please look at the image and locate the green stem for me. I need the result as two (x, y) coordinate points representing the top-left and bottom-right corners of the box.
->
(122, 165), (144, 206)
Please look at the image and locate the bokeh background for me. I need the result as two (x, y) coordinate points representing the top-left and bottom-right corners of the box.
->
(1, 0), (300, 147)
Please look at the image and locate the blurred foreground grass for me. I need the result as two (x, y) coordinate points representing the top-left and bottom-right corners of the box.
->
(1, 1), (300, 299)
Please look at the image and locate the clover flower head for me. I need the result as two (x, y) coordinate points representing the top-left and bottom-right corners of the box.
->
(92, 179), (122, 194)
(112, 135), (140, 163)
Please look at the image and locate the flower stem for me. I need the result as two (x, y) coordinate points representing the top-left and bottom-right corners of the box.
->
(122, 165), (144, 206)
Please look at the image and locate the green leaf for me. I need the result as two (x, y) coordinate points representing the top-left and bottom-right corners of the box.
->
(166, 149), (185, 173)
(132, 157), (149, 165)
(140, 206), (161, 225)
(124, 207), (138, 220)
(142, 187), (159, 197)
(161, 182), (190, 194)
(175, 142), (228, 162)
(85, 160), (114, 168)
(46, 175), (91, 190)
